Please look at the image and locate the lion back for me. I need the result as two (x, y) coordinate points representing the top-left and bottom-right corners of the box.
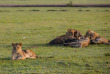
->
(22, 49), (37, 57)
(49, 35), (66, 45)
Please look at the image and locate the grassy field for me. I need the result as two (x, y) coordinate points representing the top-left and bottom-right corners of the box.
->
(0, 0), (110, 5)
(0, 7), (110, 73)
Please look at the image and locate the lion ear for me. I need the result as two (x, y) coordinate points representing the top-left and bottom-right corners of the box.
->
(12, 43), (15, 46)
(67, 29), (71, 31)
(19, 42), (22, 46)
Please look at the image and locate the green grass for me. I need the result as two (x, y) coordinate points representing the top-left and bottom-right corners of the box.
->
(0, 7), (110, 73)
(0, 0), (110, 5)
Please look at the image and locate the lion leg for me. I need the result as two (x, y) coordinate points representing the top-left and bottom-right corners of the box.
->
(29, 57), (36, 59)
(11, 57), (15, 60)
(17, 57), (26, 60)
(11, 54), (17, 60)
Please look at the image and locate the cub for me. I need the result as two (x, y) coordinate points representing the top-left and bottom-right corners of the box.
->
(49, 29), (84, 45)
(49, 29), (76, 45)
(74, 30), (84, 39)
(64, 36), (90, 48)
(79, 37), (90, 47)
(85, 29), (110, 44)
(11, 42), (38, 60)
(65, 29), (76, 38)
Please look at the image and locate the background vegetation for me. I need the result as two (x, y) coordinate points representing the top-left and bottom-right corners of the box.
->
(0, 0), (110, 5)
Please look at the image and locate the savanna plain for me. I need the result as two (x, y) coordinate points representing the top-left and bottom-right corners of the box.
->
(0, 7), (110, 74)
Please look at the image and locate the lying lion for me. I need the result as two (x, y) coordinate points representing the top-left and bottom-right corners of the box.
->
(64, 36), (90, 48)
(49, 29), (84, 45)
(85, 29), (110, 44)
(11, 42), (53, 60)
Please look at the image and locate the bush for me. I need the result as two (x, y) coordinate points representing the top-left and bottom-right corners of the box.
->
(105, 53), (110, 56)
(67, 0), (73, 7)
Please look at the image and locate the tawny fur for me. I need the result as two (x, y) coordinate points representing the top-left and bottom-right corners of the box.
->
(49, 29), (84, 45)
(11, 42), (37, 60)
(65, 29), (76, 38)
(79, 37), (90, 47)
(64, 37), (90, 48)
(74, 30), (84, 39)
(85, 29), (109, 44)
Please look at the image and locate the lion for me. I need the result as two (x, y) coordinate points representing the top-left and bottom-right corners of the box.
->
(66, 29), (84, 39)
(74, 30), (84, 39)
(65, 29), (76, 38)
(64, 36), (90, 48)
(49, 35), (67, 45)
(11, 42), (53, 60)
(85, 29), (110, 44)
(62, 29), (84, 44)
(49, 29), (83, 45)
(79, 37), (90, 47)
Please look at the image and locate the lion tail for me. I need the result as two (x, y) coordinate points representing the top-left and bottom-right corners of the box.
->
(108, 40), (110, 44)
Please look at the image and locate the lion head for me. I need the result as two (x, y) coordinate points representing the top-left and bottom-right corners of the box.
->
(66, 29), (83, 39)
(74, 30), (83, 39)
(85, 29), (99, 40)
(66, 29), (76, 37)
(12, 42), (22, 53)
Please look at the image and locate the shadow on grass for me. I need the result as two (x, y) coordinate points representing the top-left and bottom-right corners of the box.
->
(0, 58), (10, 60)
(25, 43), (64, 49)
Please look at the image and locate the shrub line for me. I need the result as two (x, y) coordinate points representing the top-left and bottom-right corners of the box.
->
(0, 4), (110, 7)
